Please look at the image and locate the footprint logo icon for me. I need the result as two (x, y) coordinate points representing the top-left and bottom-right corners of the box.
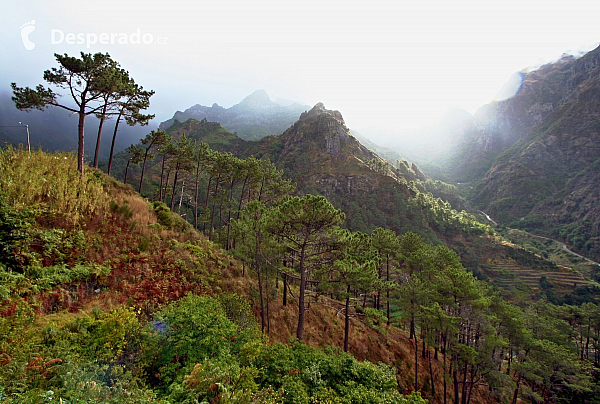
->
(20, 20), (36, 51)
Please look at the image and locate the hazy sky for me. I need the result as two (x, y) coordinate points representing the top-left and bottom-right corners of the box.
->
(2, 0), (599, 140)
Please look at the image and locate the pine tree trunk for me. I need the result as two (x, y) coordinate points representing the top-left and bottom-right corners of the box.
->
(585, 321), (591, 360)
(194, 163), (201, 230)
(107, 110), (123, 176)
(266, 263), (271, 333)
(414, 334), (419, 391)
(453, 365), (460, 404)
(297, 244), (307, 341)
(512, 373), (522, 404)
(428, 351), (436, 398)
(178, 181), (185, 214)
(163, 168), (172, 203)
(256, 256), (265, 332)
(283, 274), (287, 306)
(236, 177), (249, 221)
(226, 178), (235, 250)
(139, 145), (152, 194)
(203, 176), (213, 235)
(159, 155), (167, 201)
(209, 173), (221, 241)
(170, 164), (180, 211)
(93, 104), (107, 168)
(344, 284), (351, 352)
(77, 109), (86, 177)
(124, 160), (131, 184)
(461, 363), (469, 404)
(443, 334), (448, 404)
(467, 371), (476, 404)
(386, 256), (390, 325)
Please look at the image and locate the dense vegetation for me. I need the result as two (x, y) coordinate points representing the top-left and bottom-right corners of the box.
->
(2, 147), (600, 403)
(113, 115), (490, 253)
(0, 148), (428, 403)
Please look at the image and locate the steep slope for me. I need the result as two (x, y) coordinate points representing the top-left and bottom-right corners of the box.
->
(350, 129), (406, 164)
(114, 105), (587, 302)
(0, 148), (468, 404)
(440, 54), (579, 183)
(257, 103), (389, 193)
(241, 103), (488, 242)
(468, 46), (600, 260)
(159, 90), (309, 141)
(236, 104), (594, 302)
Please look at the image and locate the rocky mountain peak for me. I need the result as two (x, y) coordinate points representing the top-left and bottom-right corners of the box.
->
(236, 89), (275, 108)
(283, 103), (371, 159)
(299, 102), (345, 125)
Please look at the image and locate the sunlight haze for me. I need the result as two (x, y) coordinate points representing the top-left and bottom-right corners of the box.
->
(2, 0), (599, 142)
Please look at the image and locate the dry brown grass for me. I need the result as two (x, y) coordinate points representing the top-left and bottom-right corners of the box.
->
(261, 285), (497, 404)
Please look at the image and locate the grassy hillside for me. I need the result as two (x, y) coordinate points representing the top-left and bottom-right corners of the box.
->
(0, 148), (437, 403)
(4, 148), (600, 403)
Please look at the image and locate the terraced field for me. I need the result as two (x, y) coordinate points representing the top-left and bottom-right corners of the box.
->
(482, 264), (594, 292)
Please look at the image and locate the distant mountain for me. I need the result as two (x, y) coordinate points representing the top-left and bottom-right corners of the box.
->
(250, 103), (385, 192)
(159, 90), (309, 141)
(236, 103), (482, 241)
(0, 91), (153, 160)
(438, 57), (577, 184)
(441, 45), (600, 260)
(127, 102), (481, 242)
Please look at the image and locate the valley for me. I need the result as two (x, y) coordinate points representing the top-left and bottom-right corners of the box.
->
(2, 44), (600, 404)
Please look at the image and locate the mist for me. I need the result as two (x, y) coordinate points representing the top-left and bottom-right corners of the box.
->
(2, 0), (599, 151)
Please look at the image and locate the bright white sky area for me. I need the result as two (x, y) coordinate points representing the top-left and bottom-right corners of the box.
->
(1, 0), (599, 141)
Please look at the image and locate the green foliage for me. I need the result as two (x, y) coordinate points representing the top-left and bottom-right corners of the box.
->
(169, 360), (271, 404)
(110, 199), (133, 220)
(44, 306), (144, 364)
(151, 201), (191, 231)
(253, 342), (405, 404)
(0, 196), (33, 269)
(26, 263), (110, 291)
(269, 195), (345, 340)
(5, 142), (600, 404)
(0, 262), (109, 303)
(146, 293), (238, 385)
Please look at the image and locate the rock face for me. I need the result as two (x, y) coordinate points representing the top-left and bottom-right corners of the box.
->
(161, 102), (479, 248)
(271, 102), (388, 197)
(448, 45), (600, 259)
(441, 56), (577, 183)
(159, 90), (309, 141)
(246, 102), (480, 241)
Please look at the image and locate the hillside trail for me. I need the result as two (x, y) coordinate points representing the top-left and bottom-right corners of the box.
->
(478, 211), (600, 266)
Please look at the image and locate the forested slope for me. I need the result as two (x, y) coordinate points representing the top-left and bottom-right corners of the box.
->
(3, 145), (600, 403)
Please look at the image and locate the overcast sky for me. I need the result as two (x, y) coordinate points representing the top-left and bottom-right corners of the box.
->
(2, 0), (599, 141)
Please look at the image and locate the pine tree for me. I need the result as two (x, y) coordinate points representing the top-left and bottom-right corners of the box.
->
(269, 195), (345, 341)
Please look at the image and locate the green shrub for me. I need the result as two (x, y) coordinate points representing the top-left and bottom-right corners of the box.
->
(152, 201), (191, 231)
(0, 197), (33, 269)
(146, 294), (238, 385)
